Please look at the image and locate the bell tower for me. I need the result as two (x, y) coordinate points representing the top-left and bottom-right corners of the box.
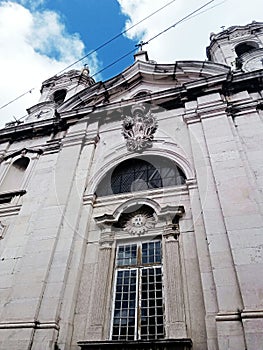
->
(207, 21), (263, 71)
(25, 66), (95, 122)
(39, 66), (95, 104)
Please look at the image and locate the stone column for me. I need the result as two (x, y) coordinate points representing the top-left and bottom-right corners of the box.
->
(31, 121), (99, 350)
(163, 224), (187, 338)
(187, 180), (219, 350)
(184, 95), (246, 350)
(196, 93), (263, 350)
(85, 230), (114, 340)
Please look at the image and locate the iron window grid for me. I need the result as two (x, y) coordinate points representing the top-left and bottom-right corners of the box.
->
(111, 241), (164, 341)
(110, 158), (186, 195)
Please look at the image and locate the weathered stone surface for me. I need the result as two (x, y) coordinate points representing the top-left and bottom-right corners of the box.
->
(0, 21), (263, 350)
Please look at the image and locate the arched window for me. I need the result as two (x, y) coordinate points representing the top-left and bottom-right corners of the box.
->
(96, 156), (186, 196)
(235, 41), (259, 57)
(53, 89), (67, 105)
(134, 91), (150, 99)
(0, 157), (30, 192)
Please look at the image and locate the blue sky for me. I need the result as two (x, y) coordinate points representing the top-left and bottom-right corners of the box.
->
(30, 0), (137, 80)
(0, 0), (262, 126)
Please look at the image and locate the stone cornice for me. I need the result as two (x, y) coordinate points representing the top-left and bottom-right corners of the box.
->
(1, 69), (263, 141)
(92, 185), (188, 209)
(0, 204), (22, 218)
(215, 309), (263, 322)
(77, 339), (192, 350)
(0, 321), (59, 330)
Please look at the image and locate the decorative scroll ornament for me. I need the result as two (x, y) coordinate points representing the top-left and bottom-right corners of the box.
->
(124, 213), (156, 235)
(122, 104), (157, 152)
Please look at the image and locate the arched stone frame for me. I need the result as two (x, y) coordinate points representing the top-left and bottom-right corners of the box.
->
(85, 141), (195, 196)
(87, 195), (189, 342)
(52, 89), (67, 105)
(0, 148), (43, 199)
(234, 40), (260, 58)
(130, 89), (152, 100)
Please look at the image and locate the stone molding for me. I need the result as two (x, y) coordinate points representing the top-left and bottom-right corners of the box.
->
(77, 339), (193, 350)
(241, 310), (263, 319)
(0, 190), (26, 206)
(215, 312), (241, 322)
(216, 310), (263, 321)
(0, 204), (22, 217)
(92, 185), (188, 208)
(0, 321), (59, 330)
(3, 147), (43, 161)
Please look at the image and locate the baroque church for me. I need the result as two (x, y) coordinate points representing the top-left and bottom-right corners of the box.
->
(0, 21), (263, 350)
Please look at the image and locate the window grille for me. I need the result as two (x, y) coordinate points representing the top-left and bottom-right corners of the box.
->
(96, 156), (186, 196)
(111, 240), (164, 341)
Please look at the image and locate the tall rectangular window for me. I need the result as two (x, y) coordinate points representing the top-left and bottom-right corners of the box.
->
(111, 240), (164, 341)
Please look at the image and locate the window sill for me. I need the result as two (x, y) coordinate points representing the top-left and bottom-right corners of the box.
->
(77, 338), (192, 350)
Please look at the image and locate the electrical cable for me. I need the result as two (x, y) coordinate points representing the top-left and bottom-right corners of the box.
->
(84, 0), (216, 79)
(146, 0), (215, 45)
(0, 0), (177, 112)
(0, 88), (35, 111)
(1, 0), (221, 120)
(57, 0), (178, 75)
(15, 0), (219, 123)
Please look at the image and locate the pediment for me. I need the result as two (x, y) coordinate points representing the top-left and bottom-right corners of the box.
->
(57, 60), (230, 113)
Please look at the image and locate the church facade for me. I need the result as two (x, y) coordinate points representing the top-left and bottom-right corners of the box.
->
(0, 22), (263, 350)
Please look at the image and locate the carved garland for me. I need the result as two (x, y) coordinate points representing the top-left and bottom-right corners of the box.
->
(122, 104), (157, 152)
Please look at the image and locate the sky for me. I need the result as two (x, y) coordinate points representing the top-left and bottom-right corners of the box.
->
(0, 0), (262, 127)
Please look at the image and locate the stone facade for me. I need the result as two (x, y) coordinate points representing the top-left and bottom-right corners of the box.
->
(0, 22), (263, 350)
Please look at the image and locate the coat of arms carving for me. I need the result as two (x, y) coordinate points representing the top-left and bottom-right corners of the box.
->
(122, 104), (157, 152)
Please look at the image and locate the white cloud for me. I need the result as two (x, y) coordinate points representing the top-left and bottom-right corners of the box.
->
(0, 1), (99, 127)
(118, 0), (263, 62)
(17, 0), (45, 10)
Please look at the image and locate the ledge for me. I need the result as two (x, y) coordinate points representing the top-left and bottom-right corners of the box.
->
(0, 190), (26, 204)
(77, 339), (192, 350)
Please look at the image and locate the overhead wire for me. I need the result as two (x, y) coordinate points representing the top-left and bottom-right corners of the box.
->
(145, 0), (215, 45)
(56, 0), (178, 75)
(0, 0), (177, 112)
(0, 88), (35, 112)
(90, 0), (216, 79)
(1, 0), (222, 121)
(45, 0), (217, 99)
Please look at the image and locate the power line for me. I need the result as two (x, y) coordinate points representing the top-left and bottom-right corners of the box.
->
(146, 0), (215, 45)
(57, 0), (178, 75)
(89, 0), (216, 78)
(0, 0), (178, 113)
(0, 88), (35, 111)
(15, 0), (219, 123)
(1, 0), (220, 117)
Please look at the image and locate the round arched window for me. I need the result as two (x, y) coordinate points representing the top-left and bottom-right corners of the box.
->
(96, 156), (186, 196)
(53, 89), (67, 105)
(0, 157), (30, 192)
(235, 41), (259, 57)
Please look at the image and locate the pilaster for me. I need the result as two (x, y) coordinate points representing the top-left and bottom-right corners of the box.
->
(85, 231), (114, 341)
(32, 121), (99, 349)
(186, 180), (219, 350)
(184, 94), (246, 350)
(163, 225), (187, 338)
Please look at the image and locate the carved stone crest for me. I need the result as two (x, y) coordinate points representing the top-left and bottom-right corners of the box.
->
(122, 104), (157, 152)
(124, 212), (156, 235)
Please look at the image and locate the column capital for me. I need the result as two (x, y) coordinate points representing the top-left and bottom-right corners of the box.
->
(163, 224), (180, 240)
